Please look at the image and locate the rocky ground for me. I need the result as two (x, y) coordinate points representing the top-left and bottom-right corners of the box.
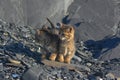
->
(0, 19), (120, 80)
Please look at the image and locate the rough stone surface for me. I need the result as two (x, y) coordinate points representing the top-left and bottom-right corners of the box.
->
(0, 0), (120, 80)
(0, 0), (73, 27)
(22, 65), (43, 80)
(105, 73), (115, 80)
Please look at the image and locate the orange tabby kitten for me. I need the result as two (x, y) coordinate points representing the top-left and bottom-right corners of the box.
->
(57, 23), (76, 64)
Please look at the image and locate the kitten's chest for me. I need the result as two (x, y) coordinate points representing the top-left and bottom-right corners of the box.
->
(60, 39), (75, 54)
(62, 47), (72, 56)
(61, 43), (74, 55)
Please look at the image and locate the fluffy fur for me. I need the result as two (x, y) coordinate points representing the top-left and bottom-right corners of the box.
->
(57, 24), (76, 64)
(35, 27), (59, 61)
(35, 23), (76, 64)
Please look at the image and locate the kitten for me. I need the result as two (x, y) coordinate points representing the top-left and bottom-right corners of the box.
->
(57, 23), (76, 64)
(35, 26), (59, 61)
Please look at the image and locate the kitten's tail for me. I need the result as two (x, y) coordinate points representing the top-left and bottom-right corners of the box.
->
(46, 18), (55, 28)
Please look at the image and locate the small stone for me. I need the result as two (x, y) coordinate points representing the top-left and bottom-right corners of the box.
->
(0, 63), (3, 71)
(63, 76), (67, 79)
(48, 76), (55, 80)
(105, 73), (115, 80)
(86, 63), (92, 67)
(37, 47), (41, 53)
(5, 75), (9, 79)
(51, 71), (57, 75)
(30, 48), (35, 52)
(83, 78), (89, 80)
(16, 54), (24, 60)
(12, 73), (19, 78)
(73, 55), (82, 62)
(88, 75), (96, 80)
(16, 78), (20, 80)
(56, 78), (63, 80)
(3, 32), (9, 36)
(96, 76), (103, 80)
(32, 40), (35, 42)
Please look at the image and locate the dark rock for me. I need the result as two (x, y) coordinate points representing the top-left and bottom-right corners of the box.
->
(0, 63), (3, 71)
(88, 75), (96, 80)
(105, 73), (115, 80)
(0, 71), (5, 80)
(12, 73), (19, 79)
(22, 65), (43, 80)
(0, 0), (120, 79)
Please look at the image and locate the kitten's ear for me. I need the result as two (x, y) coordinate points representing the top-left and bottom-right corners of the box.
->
(59, 23), (65, 28)
(69, 27), (74, 32)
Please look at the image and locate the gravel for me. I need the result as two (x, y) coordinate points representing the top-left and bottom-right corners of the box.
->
(0, 19), (120, 80)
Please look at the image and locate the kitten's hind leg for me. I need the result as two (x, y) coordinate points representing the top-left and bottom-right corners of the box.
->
(49, 53), (57, 61)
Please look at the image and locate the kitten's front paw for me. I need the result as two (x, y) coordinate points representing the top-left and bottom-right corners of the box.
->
(64, 56), (71, 64)
(57, 54), (64, 62)
(49, 53), (57, 61)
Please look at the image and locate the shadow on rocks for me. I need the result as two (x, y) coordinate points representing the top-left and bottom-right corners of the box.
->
(62, 15), (71, 24)
(61, 14), (82, 27)
(84, 35), (120, 58)
(0, 42), (42, 63)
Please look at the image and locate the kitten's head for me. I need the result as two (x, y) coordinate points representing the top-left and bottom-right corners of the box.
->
(59, 23), (75, 41)
(35, 26), (49, 42)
